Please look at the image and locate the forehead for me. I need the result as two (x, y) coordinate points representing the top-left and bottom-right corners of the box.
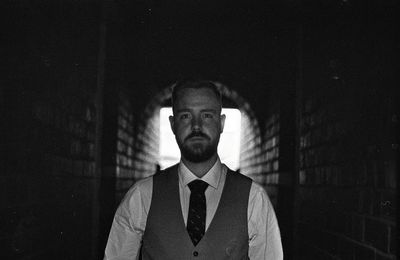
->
(175, 88), (221, 109)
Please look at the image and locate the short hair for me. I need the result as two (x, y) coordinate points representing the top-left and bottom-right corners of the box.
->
(171, 79), (222, 112)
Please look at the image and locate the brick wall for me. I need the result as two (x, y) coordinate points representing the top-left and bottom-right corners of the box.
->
(239, 111), (264, 182)
(132, 104), (160, 180)
(296, 72), (398, 259)
(295, 15), (397, 259)
(1, 3), (103, 258)
(1, 68), (99, 259)
(262, 113), (281, 206)
(297, 85), (396, 260)
(257, 14), (397, 259)
(261, 87), (296, 259)
(115, 92), (136, 201)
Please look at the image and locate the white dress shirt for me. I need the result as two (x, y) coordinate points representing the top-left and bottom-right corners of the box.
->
(104, 158), (283, 260)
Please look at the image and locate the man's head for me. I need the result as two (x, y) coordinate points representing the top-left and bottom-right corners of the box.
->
(169, 80), (225, 163)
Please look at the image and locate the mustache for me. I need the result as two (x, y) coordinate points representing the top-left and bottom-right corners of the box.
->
(185, 131), (209, 141)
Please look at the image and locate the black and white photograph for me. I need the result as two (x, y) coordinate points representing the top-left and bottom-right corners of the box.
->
(1, 0), (397, 259)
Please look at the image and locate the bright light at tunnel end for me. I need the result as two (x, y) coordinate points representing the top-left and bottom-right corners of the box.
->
(159, 107), (241, 170)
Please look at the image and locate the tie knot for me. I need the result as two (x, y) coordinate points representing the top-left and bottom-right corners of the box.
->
(188, 180), (208, 193)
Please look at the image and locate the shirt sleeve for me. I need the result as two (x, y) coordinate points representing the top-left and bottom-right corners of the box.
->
(104, 177), (153, 260)
(248, 182), (283, 260)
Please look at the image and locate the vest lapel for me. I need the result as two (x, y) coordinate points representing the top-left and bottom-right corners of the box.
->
(167, 165), (195, 248)
(195, 169), (230, 246)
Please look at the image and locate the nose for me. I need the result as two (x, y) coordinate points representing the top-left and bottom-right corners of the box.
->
(191, 115), (202, 131)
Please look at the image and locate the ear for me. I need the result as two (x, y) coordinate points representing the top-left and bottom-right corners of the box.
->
(220, 114), (226, 133)
(169, 115), (175, 134)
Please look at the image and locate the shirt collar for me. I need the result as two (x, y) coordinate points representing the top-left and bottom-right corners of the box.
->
(178, 157), (222, 190)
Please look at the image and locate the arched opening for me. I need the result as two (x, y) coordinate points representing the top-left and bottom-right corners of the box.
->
(159, 107), (242, 170)
(132, 82), (265, 183)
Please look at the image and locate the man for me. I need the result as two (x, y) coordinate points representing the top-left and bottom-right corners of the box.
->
(104, 80), (283, 259)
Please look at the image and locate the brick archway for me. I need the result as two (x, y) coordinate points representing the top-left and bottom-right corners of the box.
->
(132, 82), (264, 182)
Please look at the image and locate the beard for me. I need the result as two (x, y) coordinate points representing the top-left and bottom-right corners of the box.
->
(177, 132), (219, 163)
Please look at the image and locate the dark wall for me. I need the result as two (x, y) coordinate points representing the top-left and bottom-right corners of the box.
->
(1, 2), (104, 259)
(295, 8), (397, 259)
(260, 4), (397, 259)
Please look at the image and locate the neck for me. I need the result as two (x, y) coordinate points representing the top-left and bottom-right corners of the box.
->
(181, 154), (218, 178)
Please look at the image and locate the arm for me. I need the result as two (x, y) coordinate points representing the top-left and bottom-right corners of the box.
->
(104, 178), (152, 260)
(248, 183), (283, 260)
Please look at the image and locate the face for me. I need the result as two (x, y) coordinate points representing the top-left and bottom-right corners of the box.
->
(169, 88), (225, 163)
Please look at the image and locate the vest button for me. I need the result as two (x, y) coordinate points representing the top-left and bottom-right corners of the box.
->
(193, 251), (199, 257)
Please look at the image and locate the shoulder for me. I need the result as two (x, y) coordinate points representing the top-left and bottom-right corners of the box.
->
(152, 163), (179, 183)
(226, 170), (274, 212)
(113, 176), (153, 218)
(226, 168), (266, 196)
(130, 176), (153, 193)
(248, 181), (274, 210)
(120, 176), (153, 205)
(226, 168), (252, 183)
(154, 164), (179, 177)
(250, 181), (268, 195)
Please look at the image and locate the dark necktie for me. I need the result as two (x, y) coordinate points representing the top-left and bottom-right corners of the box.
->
(187, 179), (208, 246)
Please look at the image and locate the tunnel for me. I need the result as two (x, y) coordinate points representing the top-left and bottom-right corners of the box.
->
(1, 1), (397, 259)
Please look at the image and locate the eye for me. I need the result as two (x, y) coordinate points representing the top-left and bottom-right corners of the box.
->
(203, 113), (214, 119)
(179, 113), (190, 120)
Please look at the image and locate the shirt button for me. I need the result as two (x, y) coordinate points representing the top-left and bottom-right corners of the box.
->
(193, 251), (199, 256)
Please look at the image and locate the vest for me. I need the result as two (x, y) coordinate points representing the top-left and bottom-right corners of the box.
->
(141, 164), (252, 260)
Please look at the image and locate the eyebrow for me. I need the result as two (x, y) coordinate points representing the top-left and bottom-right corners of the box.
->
(175, 108), (218, 113)
(201, 109), (218, 113)
(175, 109), (191, 113)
